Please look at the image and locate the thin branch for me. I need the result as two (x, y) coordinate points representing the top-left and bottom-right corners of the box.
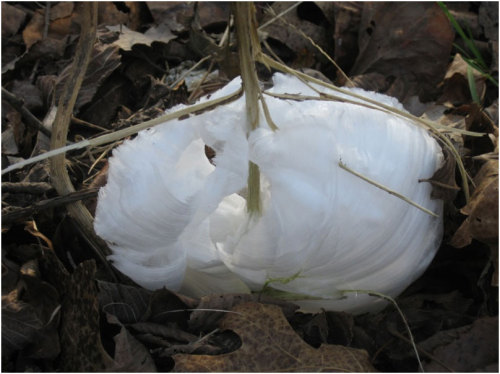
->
(2, 87), (52, 138)
(339, 161), (439, 218)
(48, 3), (114, 276)
(2, 188), (99, 225)
(2, 181), (53, 194)
(258, 2), (302, 30)
(2, 87), (243, 175)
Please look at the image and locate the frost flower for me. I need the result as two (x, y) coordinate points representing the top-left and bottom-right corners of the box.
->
(94, 73), (443, 313)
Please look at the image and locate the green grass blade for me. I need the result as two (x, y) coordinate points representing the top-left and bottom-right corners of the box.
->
(467, 64), (481, 104)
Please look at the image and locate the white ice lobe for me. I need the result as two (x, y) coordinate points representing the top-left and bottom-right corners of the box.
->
(94, 73), (444, 313)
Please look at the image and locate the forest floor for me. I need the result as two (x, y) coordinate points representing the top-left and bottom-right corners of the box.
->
(2, 2), (498, 372)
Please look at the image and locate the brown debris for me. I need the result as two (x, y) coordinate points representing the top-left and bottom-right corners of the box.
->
(174, 302), (375, 372)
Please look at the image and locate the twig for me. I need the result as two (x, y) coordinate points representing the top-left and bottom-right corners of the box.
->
(168, 55), (212, 90)
(2, 181), (53, 194)
(48, 3), (115, 278)
(2, 87), (243, 175)
(187, 17), (232, 102)
(43, 2), (51, 40)
(258, 2), (302, 30)
(339, 161), (439, 217)
(2, 87), (52, 138)
(2, 188), (99, 225)
(261, 3), (354, 87)
(71, 116), (109, 132)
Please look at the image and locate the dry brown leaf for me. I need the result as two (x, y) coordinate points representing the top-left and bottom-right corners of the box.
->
(106, 314), (157, 372)
(350, 2), (454, 102)
(39, 252), (116, 371)
(422, 316), (498, 372)
(260, 2), (329, 69)
(451, 160), (499, 247)
(22, 3), (75, 49)
(55, 44), (122, 112)
(2, 3), (27, 37)
(189, 293), (298, 332)
(106, 24), (176, 51)
(438, 54), (487, 105)
(174, 302), (375, 372)
(420, 147), (460, 201)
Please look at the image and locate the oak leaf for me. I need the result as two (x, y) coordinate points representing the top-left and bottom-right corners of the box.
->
(451, 160), (499, 247)
(174, 302), (375, 372)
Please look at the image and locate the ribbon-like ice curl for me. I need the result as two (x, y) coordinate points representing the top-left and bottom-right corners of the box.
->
(94, 73), (443, 313)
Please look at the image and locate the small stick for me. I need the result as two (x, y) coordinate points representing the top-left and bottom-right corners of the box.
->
(258, 2), (301, 30)
(43, 2), (51, 39)
(339, 161), (439, 217)
(2, 87), (243, 175)
(2, 87), (52, 138)
(2, 188), (99, 225)
(71, 116), (108, 132)
(2, 181), (53, 194)
(48, 3), (116, 279)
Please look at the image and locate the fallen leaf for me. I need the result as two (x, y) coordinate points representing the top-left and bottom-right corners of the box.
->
(1, 258), (61, 360)
(1, 125), (20, 155)
(350, 2), (454, 102)
(478, 2), (499, 42)
(316, 2), (362, 76)
(97, 2), (129, 27)
(97, 280), (151, 324)
(130, 321), (198, 344)
(260, 2), (329, 69)
(106, 24), (176, 51)
(22, 3), (75, 49)
(451, 160), (499, 247)
(10, 80), (44, 112)
(55, 44), (122, 112)
(40, 252), (115, 371)
(148, 287), (198, 325)
(189, 293), (298, 332)
(438, 54), (487, 105)
(421, 316), (498, 372)
(2, 3), (27, 37)
(106, 314), (157, 372)
(2, 290), (44, 356)
(420, 146), (460, 201)
(174, 302), (375, 372)
(145, 2), (190, 33)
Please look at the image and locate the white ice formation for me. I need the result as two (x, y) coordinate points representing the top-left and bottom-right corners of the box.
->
(94, 73), (444, 313)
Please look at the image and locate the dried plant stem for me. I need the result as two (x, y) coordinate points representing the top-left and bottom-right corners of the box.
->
(257, 53), (472, 202)
(260, 3), (354, 87)
(339, 161), (439, 217)
(234, 2), (262, 215)
(2, 188), (99, 225)
(2, 87), (243, 175)
(48, 3), (114, 274)
(2, 87), (52, 137)
(342, 289), (424, 372)
(258, 2), (301, 30)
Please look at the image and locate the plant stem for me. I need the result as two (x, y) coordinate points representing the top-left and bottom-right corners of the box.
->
(49, 3), (114, 274)
(233, 2), (262, 215)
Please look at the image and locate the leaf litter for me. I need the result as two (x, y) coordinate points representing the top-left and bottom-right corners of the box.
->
(1, 2), (498, 372)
